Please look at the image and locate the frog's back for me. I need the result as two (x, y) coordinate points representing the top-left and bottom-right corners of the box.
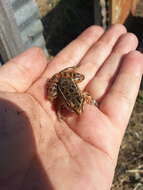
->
(57, 78), (83, 112)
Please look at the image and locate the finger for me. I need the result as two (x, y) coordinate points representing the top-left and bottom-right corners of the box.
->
(76, 24), (127, 89)
(87, 33), (138, 100)
(100, 50), (143, 129)
(0, 47), (48, 92)
(43, 26), (104, 78)
(28, 26), (104, 108)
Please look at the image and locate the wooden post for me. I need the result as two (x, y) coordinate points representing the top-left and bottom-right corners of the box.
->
(110, 0), (139, 24)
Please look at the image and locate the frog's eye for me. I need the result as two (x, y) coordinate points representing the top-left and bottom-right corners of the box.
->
(63, 73), (67, 77)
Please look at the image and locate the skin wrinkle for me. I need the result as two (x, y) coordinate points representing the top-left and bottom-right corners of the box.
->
(0, 81), (18, 92)
(77, 115), (120, 161)
(54, 119), (114, 178)
(54, 123), (83, 169)
(55, 121), (115, 188)
(67, 104), (120, 160)
(78, 130), (115, 163)
(26, 92), (54, 124)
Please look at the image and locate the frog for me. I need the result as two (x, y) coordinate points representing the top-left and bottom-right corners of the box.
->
(47, 67), (97, 116)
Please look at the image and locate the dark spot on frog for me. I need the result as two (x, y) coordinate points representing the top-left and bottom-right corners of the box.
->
(71, 85), (75, 88)
(65, 92), (70, 96)
(69, 88), (74, 93)
(60, 87), (65, 91)
(62, 81), (68, 86)
(76, 96), (82, 102)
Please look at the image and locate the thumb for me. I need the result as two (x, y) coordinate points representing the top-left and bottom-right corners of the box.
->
(0, 47), (48, 92)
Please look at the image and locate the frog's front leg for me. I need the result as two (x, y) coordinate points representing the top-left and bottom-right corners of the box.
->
(83, 92), (98, 106)
(47, 74), (60, 101)
(47, 82), (58, 101)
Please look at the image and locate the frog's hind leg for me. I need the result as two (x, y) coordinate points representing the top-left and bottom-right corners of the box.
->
(56, 103), (68, 121)
(60, 67), (75, 78)
(61, 67), (85, 83)
(61, 67), (75, 72)
(56, 100), (74, 120)
(83, 92), (98, 106)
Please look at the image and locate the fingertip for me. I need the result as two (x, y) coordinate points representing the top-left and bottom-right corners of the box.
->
(126, 33), (138, 44)
(113, 33), (138, 54)
(77, 25), (104, 43)
(124, 50), (143, 65)
(9, 47), (49, 77)
(13, 47), (47, 65)
(121, 33), (138, 45)
(126, 50), (143, 73)
(86, 25), (104, 35)
(98, 24), (127, 47)
(110, 24), (127, 33)
(126, 50), (143, 59)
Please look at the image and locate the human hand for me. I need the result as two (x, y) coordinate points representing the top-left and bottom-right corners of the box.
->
(0, 24), (142, 190)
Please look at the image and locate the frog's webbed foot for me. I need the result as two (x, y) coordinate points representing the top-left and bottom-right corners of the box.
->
(83, 92), (98, 107)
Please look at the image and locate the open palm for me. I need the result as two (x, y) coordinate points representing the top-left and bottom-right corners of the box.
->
(0, 24), (143, 190)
